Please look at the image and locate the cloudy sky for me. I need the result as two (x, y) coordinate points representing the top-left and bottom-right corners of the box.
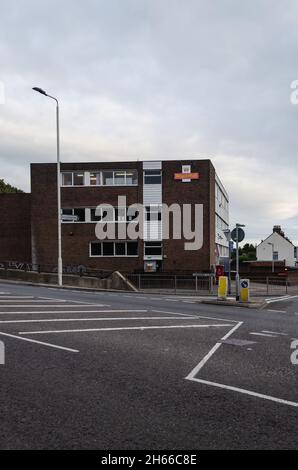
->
(1, 0), (298, 244)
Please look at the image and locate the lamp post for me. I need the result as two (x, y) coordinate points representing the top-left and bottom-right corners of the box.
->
(268, 242), (275, 273)
(32, 87), (63, 287)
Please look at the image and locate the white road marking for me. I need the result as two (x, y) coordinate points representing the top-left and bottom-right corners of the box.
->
(0, 300), (69, 303)
(0, 331), (79, 353)
(0, 315), (198, 324)
(165, 299), (179, 302)
(262, 330), (288, 336)
(185, 322), (243, 380)
(153, 309), (239, 323)
(152, 309), (196, 317)
(0, 304), (109, 309)
(18, 323), (234, 335)
(0, 309), (148, 315)
(188, 378), (298, 408)
(267, 309), (287, 314)
(266, 295), (298, 304)
(0, 295), (34, 299)
(249, 332), (277, 338)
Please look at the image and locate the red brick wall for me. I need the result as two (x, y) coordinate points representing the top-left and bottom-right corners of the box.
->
(30, 160), (216, 273)
(162, 160), (215, 273)
(0, 193), (31, 262)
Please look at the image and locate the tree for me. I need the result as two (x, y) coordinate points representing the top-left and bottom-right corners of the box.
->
(0, 179), (24, 193)
(231, 242), (257, 263)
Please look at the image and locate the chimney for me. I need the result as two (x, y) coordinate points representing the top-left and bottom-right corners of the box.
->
(273, 225), (285, 237)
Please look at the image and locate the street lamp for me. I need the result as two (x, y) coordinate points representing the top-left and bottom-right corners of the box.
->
(267, 242), (275, 273)
(32, 87), (63, 287)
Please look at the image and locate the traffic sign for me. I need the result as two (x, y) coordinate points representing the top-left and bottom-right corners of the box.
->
(231, 227), (245, 242)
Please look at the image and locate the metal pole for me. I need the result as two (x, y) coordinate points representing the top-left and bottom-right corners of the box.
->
(235, 225), (240, 301)
(272, 244), (274, 273)
(55, 101), (63, 287)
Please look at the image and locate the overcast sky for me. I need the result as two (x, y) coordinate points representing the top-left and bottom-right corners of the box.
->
(1, 0), (298, 244)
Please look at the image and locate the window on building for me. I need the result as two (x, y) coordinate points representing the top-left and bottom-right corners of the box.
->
(273, 251), (279, 261)
(89, 241), (138, 257)
(90, 208), (102, 222)
(144, 170), (162, 184)
(61, 172), (73, 186)
(144, 241), (162, 256)
(114, 171), (126, 185)
(145, 206), (162, 221)
(127, 241), (138, 256)
(115, 207), (126, 222)
(102, 171), (114, 185)
(90, 172), (101, 185)
(126, 170), (138, 185)
(90, 242), (102, 256)
(73, 172), (84, 186)
(115, 242), (126, 256)
(73, 208), (85, 222)
(102, 242), (114, 256)
(61, 208), (85, 222)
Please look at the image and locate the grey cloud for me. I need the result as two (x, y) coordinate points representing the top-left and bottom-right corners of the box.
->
(0, 0), (298, 243)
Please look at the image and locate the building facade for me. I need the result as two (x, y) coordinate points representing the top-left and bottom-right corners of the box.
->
(256, 225), (296, 267)
(1, 159), (229, 274)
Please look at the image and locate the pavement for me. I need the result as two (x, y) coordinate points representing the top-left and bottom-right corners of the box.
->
(0, 281), (297, 450)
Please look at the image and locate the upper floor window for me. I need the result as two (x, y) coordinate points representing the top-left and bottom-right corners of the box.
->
(144, 241), (162, 256)
(144, 170), (162, 184)
(62, 170), (138, 187)
(61, 172), (84, 186)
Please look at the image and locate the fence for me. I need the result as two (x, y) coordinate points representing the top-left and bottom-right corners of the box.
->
(0, 261), (112, 279)
(125, 274), (215, 294)
(125, 274), (298, 296)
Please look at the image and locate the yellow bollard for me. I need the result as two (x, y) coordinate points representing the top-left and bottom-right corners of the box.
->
(218, 276), (228, 300)
(240, 279), (250, 302)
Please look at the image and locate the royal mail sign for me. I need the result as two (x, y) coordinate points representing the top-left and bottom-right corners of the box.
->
(174, 172), (200, 181)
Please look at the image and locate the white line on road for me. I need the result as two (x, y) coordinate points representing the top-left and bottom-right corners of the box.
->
(262, 330), (288, 336)
(0, 315), (198, 324)
(185, 322), (243, 380)
(19, 323), (234, 335)
(267, 309), (287, 314)
(0, 309), (148, 315)
(153, 309), (240, 323)
(152, 309), (195, 317)
(0, 304), (109, 309)
(0, 331), (79, 353)
(0, 296), (34, 299)
(188, 378), (298, 408)
(249, 332), (277, 338)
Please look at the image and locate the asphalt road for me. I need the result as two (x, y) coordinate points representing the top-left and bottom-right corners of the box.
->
(0, 281), (297, 450)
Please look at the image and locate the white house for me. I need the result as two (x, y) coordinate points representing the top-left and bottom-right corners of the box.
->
(257, 226), (296, 267)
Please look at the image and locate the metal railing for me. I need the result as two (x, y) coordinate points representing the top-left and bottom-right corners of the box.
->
(0, 261), (112, 279)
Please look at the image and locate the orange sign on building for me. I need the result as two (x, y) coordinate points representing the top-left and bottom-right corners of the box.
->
(174, 172), (200, 180)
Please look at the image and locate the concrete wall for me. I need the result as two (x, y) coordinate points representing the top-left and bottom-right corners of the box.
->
(0, 268), (137, 291)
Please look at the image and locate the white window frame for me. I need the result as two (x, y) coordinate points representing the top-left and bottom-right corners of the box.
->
(89, 241), (139, 257)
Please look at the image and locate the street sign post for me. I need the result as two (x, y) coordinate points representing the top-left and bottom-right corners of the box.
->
(231, 224), (245, 301)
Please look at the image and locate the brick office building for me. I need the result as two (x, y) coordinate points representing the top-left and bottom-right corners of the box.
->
(1, 159), (229, 274)
(31, 159), (229, 273)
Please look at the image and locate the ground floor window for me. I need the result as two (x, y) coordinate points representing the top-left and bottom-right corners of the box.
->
(90, 241), (138, 257)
